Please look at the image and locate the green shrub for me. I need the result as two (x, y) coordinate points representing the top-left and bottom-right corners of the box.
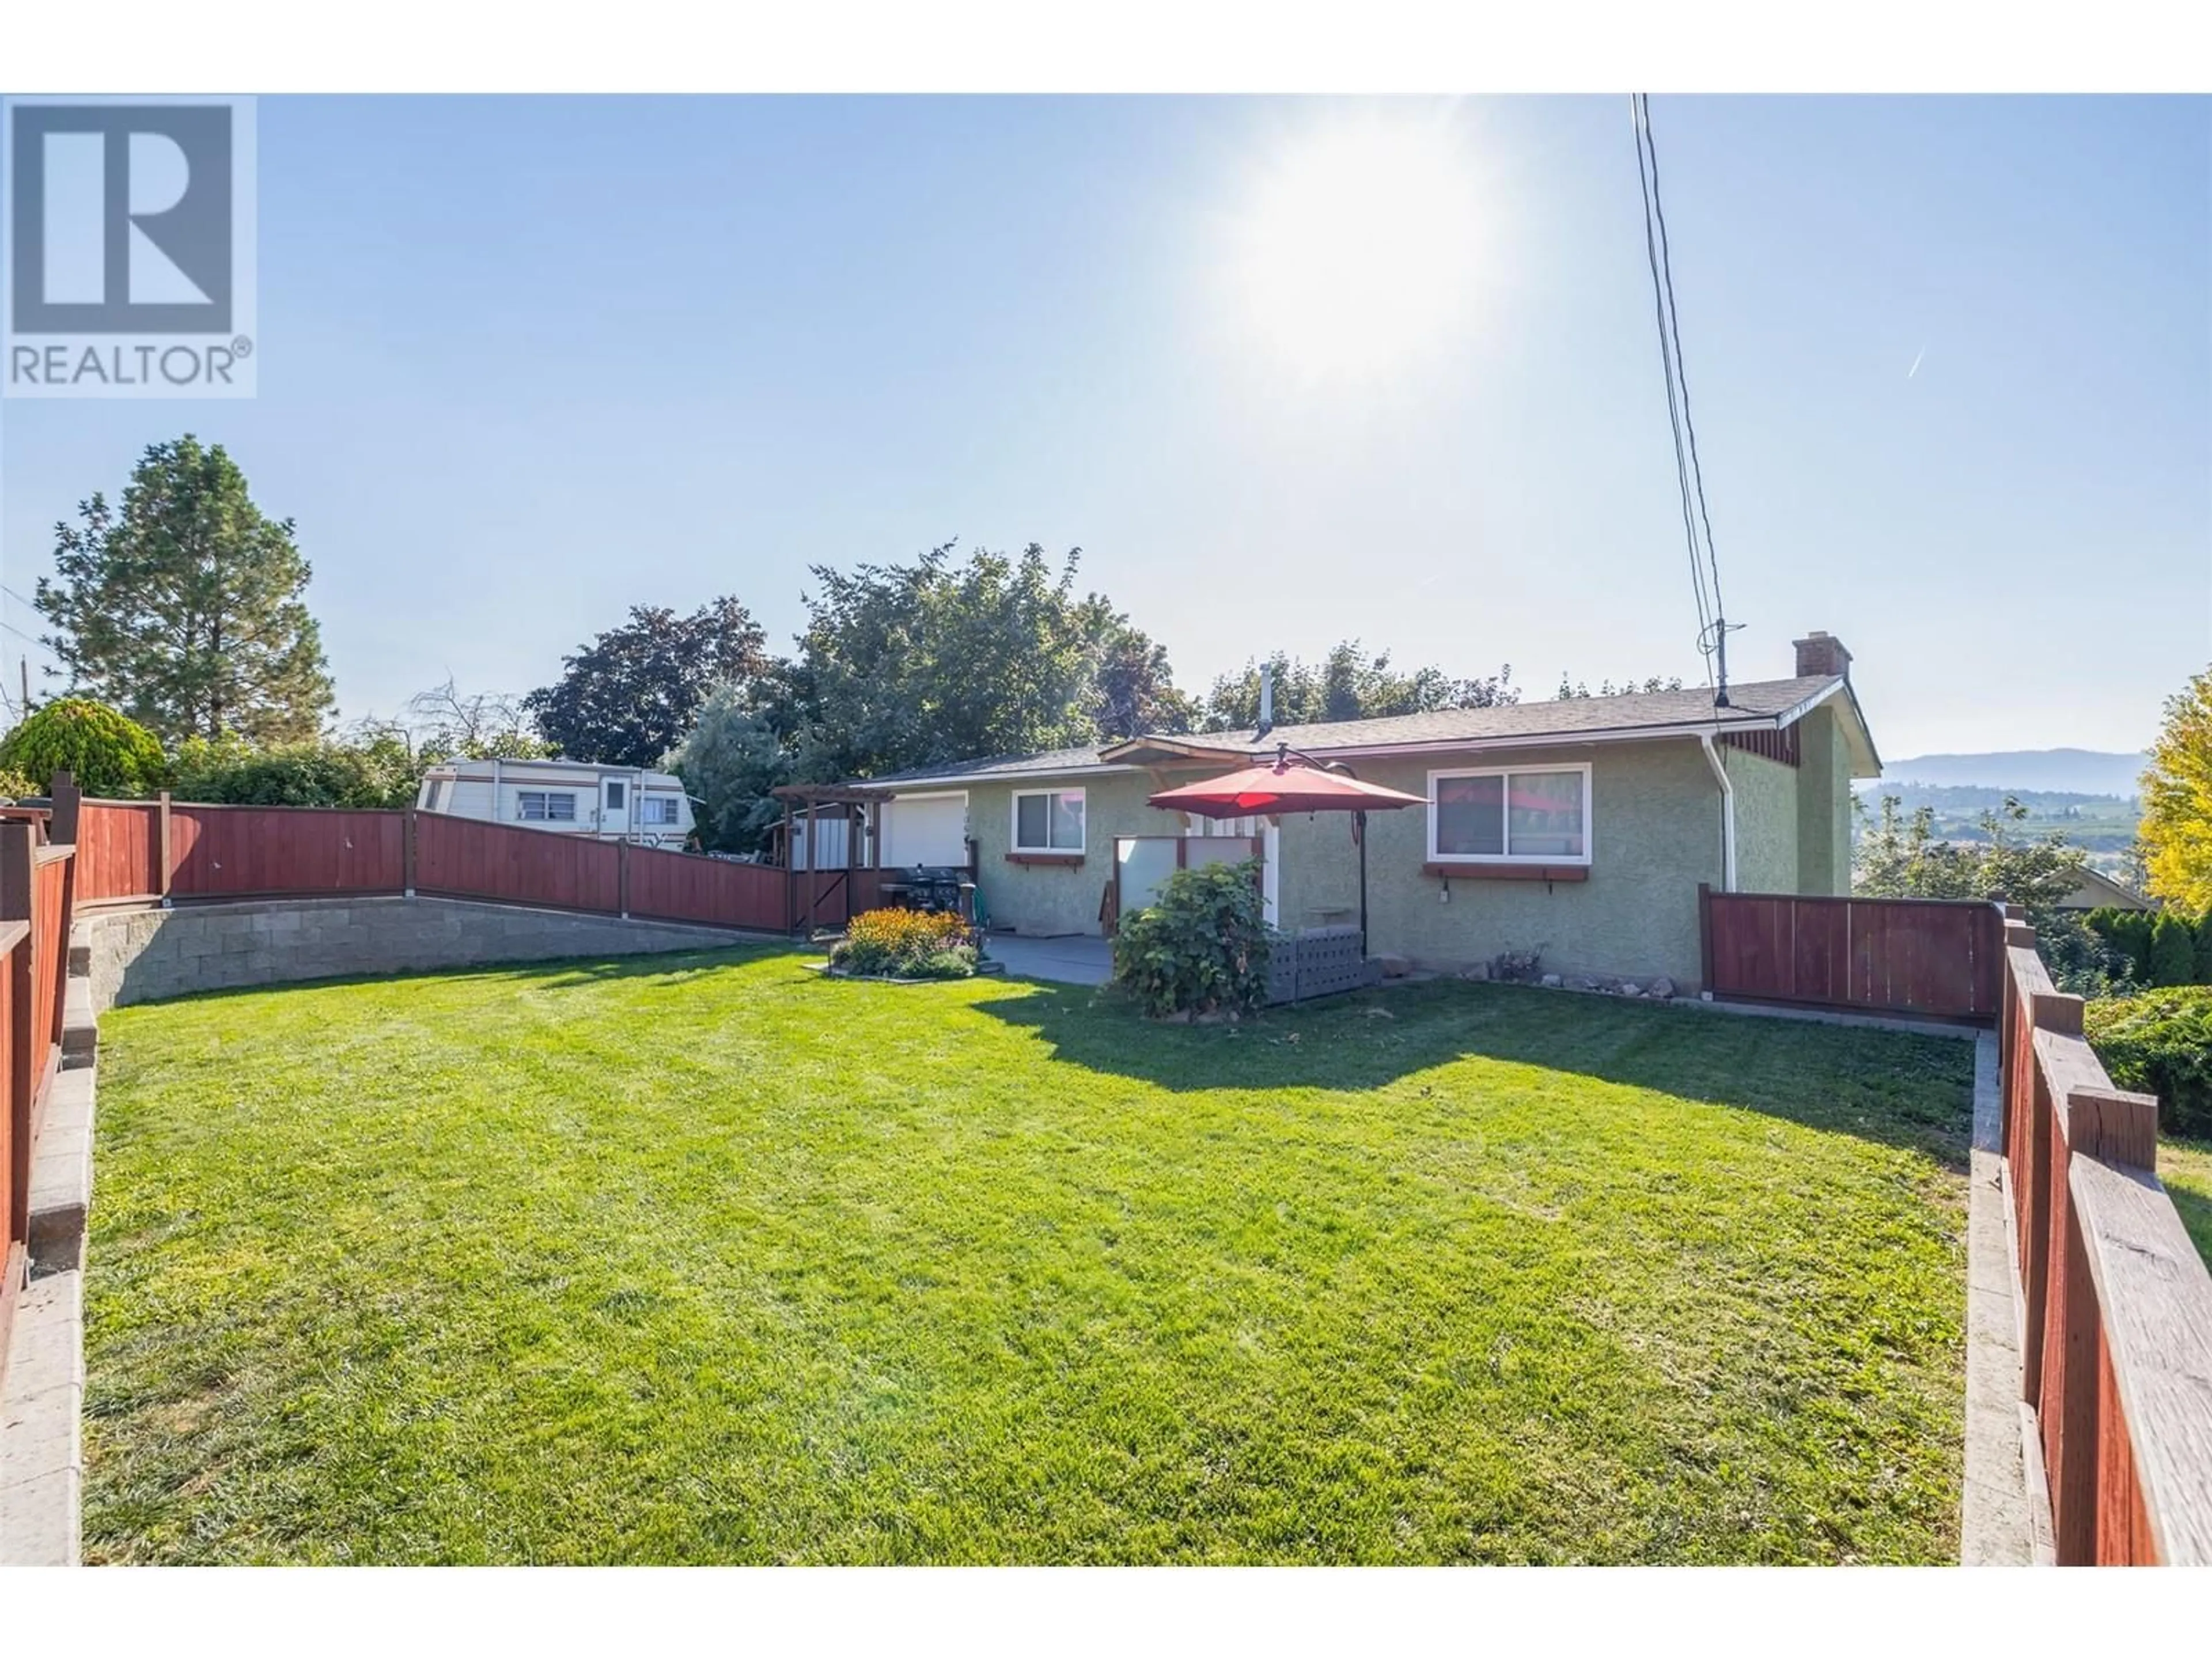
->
(2087, 907), (2157, 983)
(0, 767), (41, 802)
(2195, 914), (2212, 986)
(828, 908), (976, 979)
(0, 698), (165, 797)
(2037, 910), (2138, 999)
(2149, 911), (2197, 987)
(2085, 985), (2212, 1139)
(1110, 859), (1270, 1019)
(169, 732), (419, 808)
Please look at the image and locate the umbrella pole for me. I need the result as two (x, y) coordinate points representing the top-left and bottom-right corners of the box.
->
(1357, 809), (1369, 959)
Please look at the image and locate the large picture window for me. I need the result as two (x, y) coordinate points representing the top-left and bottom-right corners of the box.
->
(1012, 787), (1085, 854)
(1428, 766), (1590, 864)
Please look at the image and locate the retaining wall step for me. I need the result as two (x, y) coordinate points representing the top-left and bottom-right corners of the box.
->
(67, 941), (90, 979)
(60, 978), (97, 1070)
(0, 1268), (85, 1567)
(27, 1067), (94, 1272)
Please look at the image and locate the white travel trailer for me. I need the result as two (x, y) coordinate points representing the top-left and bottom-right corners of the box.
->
(414, 757), (698, 848)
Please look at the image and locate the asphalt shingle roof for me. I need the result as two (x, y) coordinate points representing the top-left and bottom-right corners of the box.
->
(852, 675), (1861, 786)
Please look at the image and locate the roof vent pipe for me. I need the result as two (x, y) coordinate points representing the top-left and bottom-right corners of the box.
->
(1257, 662), (1275, 739)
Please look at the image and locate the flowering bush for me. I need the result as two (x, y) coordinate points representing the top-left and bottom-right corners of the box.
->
(830, 907), (977, 979)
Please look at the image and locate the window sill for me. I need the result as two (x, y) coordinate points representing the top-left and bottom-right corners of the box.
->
(1424, 862), (1589, 882)
(1005, 851), (1086, 867)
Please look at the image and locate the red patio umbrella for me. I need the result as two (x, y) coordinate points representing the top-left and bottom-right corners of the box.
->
(1147, 744), (1427, 956)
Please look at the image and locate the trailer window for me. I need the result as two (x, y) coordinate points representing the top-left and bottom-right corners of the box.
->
(642, 797), (681, 825)
(606, 781), (626, 810)
(518, 791), (577, 822)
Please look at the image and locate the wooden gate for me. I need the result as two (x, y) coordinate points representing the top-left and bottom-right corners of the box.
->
(1699, 887), (2003, 1022)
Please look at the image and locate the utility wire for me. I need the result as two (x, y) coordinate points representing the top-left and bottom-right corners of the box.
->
(1638, 96), (1731, 681)
(1631, 93), (1714, 689)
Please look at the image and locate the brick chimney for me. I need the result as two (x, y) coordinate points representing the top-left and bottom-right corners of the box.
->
(1793, 630), (1852, 681)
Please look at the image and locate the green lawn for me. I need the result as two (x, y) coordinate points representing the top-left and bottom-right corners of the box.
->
(84, 949), (1972, 1565)
(2163, 1139), (2212, 1271)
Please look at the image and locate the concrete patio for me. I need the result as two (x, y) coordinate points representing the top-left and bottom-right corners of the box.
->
(983, 933), (1113, 986)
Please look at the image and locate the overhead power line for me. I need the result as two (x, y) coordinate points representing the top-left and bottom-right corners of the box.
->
(1631, 93), (1737, 707)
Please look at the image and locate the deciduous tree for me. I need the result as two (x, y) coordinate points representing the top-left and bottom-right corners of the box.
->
(2139, 667), (2212, 912)
(524, 598), (769, 768)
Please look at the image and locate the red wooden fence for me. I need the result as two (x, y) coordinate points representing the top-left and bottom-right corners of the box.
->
(1699, 888), (2004, 1021)
(0, 785), (79, 1399)
(71, 797), (892, 936)
(1998, 913), (2212, 1565)
(414, 812), (622, 914)
(170, 804), (408, 899)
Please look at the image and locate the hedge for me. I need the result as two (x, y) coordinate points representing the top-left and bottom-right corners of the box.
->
(2084, 984), (2212, 1139)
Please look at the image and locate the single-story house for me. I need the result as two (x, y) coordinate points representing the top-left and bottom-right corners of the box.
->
(2054, 865), (2156, 913)
(855, 631), (1881, 992)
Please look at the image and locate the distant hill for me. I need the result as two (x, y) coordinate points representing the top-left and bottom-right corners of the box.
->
(1872, 749), (2148, 798)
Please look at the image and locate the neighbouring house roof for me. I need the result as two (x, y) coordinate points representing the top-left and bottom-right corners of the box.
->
(2055, 866), (2157, 912)
(856, 675), (1880, 791)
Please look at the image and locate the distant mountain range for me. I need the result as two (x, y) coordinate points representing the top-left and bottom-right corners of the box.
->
(1871, 749), (2148, 798)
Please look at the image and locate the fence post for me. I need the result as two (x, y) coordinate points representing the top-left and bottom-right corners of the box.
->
(2067, 1085), (2159, 1175)
(618, 837), (631, 920)
(1696, 882), (1714, 994)
(157, 791), (173, 905)
(403, 808), (418, 899)
(1, 823), (35, 1249)
(48, 770), (79, 847)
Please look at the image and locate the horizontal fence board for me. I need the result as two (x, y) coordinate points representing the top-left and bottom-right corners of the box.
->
(1999, 925), (2212, 1566)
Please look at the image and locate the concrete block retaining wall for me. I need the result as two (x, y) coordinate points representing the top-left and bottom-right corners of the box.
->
(82, 895), (768, 1013)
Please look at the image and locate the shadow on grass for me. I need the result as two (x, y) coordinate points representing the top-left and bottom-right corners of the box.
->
(972, 976), (1975, 1166)
(118, 941), (809, 1008)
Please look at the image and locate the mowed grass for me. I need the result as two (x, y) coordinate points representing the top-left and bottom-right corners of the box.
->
(84, 950), (1972, 1565)
(2162, 1140), (2212, 1271)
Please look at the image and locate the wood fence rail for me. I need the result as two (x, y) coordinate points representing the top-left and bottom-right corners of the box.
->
(0, 776), (79, 1396)
(1700, 887), (2004, 1022)
(1999, 912), (2212, 1565)
(70, 797), (889, 936)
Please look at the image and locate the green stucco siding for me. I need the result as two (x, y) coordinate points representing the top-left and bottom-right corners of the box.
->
(1725, 747), (1798, 895)
(1794, 704), (1853, 896)
(1276, 741), (1724, 988)
(963, 771), (1188, 937)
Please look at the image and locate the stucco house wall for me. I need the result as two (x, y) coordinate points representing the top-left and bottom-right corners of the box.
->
(1795, 703), (1852, 896)
(1725, 746), (1799, 896)
(967, 770), (1188, 937)
(1282, 741), (1725, 987)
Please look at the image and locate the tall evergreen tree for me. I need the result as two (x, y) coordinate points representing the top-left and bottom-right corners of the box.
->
(35, 435), (335, 744)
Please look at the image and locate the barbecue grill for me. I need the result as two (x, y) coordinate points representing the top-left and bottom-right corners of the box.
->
(878, 863), (972, 917)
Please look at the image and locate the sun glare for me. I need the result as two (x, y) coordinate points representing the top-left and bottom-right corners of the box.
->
(1225, 115), (1488, 382)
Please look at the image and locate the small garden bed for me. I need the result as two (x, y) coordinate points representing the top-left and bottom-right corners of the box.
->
(825, 907), (980, 981)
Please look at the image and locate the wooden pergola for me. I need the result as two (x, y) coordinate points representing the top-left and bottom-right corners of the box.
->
(771, 782), (895, 937)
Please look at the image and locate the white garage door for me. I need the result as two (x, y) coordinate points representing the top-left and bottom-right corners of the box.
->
(881, 793), (969, 868)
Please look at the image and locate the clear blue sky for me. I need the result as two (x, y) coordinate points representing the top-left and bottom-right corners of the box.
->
(2, 94), (2205, 762)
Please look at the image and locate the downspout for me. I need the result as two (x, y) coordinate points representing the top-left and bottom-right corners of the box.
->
(1698, 732), (1737, 893)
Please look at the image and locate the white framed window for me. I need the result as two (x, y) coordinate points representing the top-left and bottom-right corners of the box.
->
(421, 779), (448, 812)
(518, 790), (578, 823)
(642, 796), (681, 826)
(1427, 764), (1591, 865)
(605, 780), (627, 810)
(1012, 787), (1085, 854)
